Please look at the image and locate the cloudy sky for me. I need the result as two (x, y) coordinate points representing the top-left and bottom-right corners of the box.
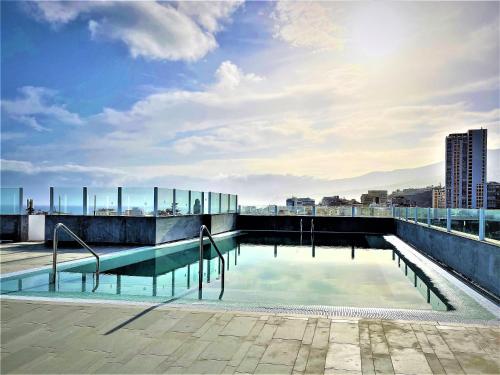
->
(1, 1), (499, 204)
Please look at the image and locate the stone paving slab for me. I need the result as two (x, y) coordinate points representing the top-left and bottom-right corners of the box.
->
(1, 299), (499, 374)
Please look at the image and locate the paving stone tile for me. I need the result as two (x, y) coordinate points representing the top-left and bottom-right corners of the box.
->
(325, 343), (361, 372)
(141, 331), (191, 356)
(311, 325), (330, 349)
(360, 347), (375, 375)
(201, 336), (242, 361)
(302, 322), (316, 345)
(304, 347), (327, 375)
(221, 316), (258, 337)
(254, 363), (293, 374)
(185, 359), (228, 374)
(172, 339), (212, 367)
(438, 358), (465, 374)
(255, 324), (278, 345)
(324, 369), (361, 375)
(383, 323), (419, 349)
(121, 354), (169, 373)
(389, 347), (432, 374)
(425, 334), (455, 359)
(222, 364), (238, 374)
(171, 312), (213, 333)
(414, 330), (434, 354)
(274, 319), (307, 341)
(293, 345), (310, 373)
(229, 341), (252, 367)
(330, 322), (359, 345)
(246, 320), (265, 341)
(424, 353), (446, 374)
(193, 315), (220, 338)
(261, 339), (301, 366)
(1, 347), (50, 373)
(453, 351), (500, 375)
(372, 354), (395, 375)
(439, 329), (486, 354)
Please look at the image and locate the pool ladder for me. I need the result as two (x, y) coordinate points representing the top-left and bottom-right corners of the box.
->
(299, 219), (314, 233)
(199, 225), (225, 299)
(52, 223), (100, 292)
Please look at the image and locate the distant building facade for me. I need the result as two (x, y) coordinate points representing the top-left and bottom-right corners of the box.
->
(445, 128), (487, 208)
(320, 196), (359, 206)
(487, 182), (500, 209)
(432, 186), (446, 208)
(360, 190), (387, 206)
(388, 187), (432, 207)
(286, 197), (315, 207)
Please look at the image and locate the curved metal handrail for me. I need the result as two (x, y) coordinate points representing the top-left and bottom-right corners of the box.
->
(52, 223), (100, 291)
(311, 219), (314, 234)
(199, 225), (225, 299)
(300, 218), (303, 233)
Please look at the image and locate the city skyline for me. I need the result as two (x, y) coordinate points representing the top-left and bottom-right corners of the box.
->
(1, 1), (499, 204)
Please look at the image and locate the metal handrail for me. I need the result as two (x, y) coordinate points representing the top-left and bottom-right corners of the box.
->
(300, 218), (303, 233)
(52, 223), (100, 291)
(199, 225), (225, 299)
(311, 219), (314, 234)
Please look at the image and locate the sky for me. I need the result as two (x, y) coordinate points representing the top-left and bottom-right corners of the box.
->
(1, 1), (499, 204)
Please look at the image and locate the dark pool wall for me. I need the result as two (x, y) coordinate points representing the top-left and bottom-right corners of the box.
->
(0, 215), (28, 242)
(396, 220), (500, 299)
(236, 215), (395, 234)
(44, 214), (237, 245)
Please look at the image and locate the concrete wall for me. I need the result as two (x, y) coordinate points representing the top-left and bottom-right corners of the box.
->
(396, 220), (500, 299)
(45, 213), (238, 245)
(236, 215), (395, 234)
(0, 215), (28, 242)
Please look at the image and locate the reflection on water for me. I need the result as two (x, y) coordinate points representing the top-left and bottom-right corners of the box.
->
(0, 233), (451, 311)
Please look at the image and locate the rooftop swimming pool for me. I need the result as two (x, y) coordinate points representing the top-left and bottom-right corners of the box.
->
(1, 232), (498, 321)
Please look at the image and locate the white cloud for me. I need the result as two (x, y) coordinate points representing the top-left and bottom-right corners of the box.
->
(1, 86), (82, 131)
(0, 159), (124, 176)
(27, 1), (242, 61)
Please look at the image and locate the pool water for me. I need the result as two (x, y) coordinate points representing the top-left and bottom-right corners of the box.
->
(1, 233), (454, 312)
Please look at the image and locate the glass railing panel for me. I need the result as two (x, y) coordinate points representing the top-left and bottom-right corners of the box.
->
(416, 208), (428, 224)
(485, 209), (500, 241)
(430, 208), (447, 229)
(121, 188), (154, 216)
(221, 194), (229, 213)
(52, 187), (83, 215)
(229, 194), (237, 213)
(86, 188), (118, 216)
(203, 192), (209, 214)
(277, 206), (292, 215)
(210, 192), (220, 214)
(240, 205), (274, 215)
(175, 189), (190, 215)
(450, 208), (479, 236)
(191, 190), (203, 215)
(158, 188), (174, 216)
(0, 187), (22, 214)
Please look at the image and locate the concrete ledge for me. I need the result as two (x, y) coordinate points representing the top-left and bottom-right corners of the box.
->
(44, 213), (237, 245)
(0, 215), (28, 242)
(396, 220), (500, 299)
(236, 215), (395, 234)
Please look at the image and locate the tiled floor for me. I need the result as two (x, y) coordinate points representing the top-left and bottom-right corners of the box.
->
(1, 299), (499, 374)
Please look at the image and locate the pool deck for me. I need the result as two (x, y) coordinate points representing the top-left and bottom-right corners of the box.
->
(1, 243), (499, 374)
(2, 299), (499, 374)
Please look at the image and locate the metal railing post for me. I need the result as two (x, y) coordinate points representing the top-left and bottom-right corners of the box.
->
(427, 207), (431, 227)
(49, 187), (54, 215)
(173, 189), (177, 216)
(153, 187), (158, 217)
(405, 207), (409, 221)
(274, 205), (278, 216)
(83, 187), (88, 216)
(18, 187), (23, 215)
(199, 225), (225, 299)
(351, 205), (355, 217)
(414, 207), (418, 224)
(117, 187), (122, 215)
(235, 195), (238, 213)
(201, 192), (205, 214)
(446, 208), (451, 232)
(478, 208), (485, 241)
(188, 190), (192, 215)
(312, 205), (316, 216)
(219, 193), (222, 214)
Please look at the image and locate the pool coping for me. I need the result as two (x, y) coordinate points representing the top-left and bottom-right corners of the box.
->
(1, 233), (499, 325)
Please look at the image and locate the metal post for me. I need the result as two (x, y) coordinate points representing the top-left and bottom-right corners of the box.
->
(427, 207), (431, 227)
(117, 187), (122, 215)
(405, 207), (409, 221)
(188, 190), (192, 215)
(235, 195), (238, 213)
(201, 192), (205, 214)
(199, 232), (204, 296)
(446, 208), (451, 232)
(391, 205), (395, 218)
(312, 205), (316, 216)
(351, 205), (355, 217)
(153, 187), (158, 217)
(274, 205), (278, 216)
(49, 187), (54, 215)
(478, 208), (485, 241)
(83, 187), (88, 216)
(173, 189), (177, 216)
(18, 187), (23, 215)
(274, 244), (277, 258)
(414, 207), (418, 224)
(208, 192), (212, 214)
(219, 193), (222, 214)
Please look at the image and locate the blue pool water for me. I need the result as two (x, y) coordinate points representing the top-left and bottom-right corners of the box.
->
(0, 232), (497, 320)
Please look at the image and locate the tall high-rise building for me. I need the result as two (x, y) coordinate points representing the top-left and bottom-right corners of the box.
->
(432, 185), (446, 208)
(445, 129), (487, 208)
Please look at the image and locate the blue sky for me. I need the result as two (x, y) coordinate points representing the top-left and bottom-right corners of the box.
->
(1, 1), (499, 204)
